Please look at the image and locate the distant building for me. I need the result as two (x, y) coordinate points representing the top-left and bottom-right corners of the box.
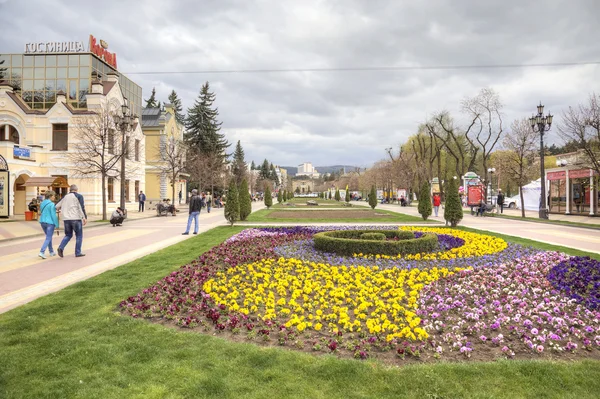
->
(297, 162), (319, 178)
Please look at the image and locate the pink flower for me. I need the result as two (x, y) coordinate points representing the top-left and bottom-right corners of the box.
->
(536, 345), (544, 353)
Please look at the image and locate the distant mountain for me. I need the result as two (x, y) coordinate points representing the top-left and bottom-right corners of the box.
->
(279, 165), (360, 177)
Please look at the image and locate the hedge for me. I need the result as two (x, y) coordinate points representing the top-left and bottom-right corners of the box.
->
(360, 232), (386, 241)
(313, 230), (439, 256)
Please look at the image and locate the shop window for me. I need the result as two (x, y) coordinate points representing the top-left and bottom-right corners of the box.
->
(52, 124), (68, 151)
(108, 177), (114, 202)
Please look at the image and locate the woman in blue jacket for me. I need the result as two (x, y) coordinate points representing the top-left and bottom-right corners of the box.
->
(38, 190), (59, 259)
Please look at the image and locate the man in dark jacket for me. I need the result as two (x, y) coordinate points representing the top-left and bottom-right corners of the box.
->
(497, 189), (505, 214)
(182, 189), (202, 235)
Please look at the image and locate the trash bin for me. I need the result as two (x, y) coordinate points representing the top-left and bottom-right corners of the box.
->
(25, 211), (34, 221)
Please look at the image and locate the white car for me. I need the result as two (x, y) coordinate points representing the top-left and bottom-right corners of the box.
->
(505, 195), (519, 209)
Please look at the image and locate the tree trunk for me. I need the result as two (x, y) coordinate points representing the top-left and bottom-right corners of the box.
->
(101, 173), (107, 221)
(519, 185), (526, 218)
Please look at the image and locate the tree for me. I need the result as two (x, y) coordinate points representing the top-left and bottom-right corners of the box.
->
(231, 140), (247, 187)
(444, 178), (463, 227)
(145, 87), (158, 108)
(558, 93), (600, 177)
(64, 102), (133, 220)
(504, 118), (540, 217)
(282, 190), (287, 202)
(250, 160), (256, 170)
(328, 191), (332, 200)
(345, 187), (351, 203)
(168, 90), (185, 125)
(335, 189), (341, 201)
(264, 184), (273, 209)
(185, 81), (229, 160)
(239, 179), (252, 221)
(368, 186), (377, 209)
(277, 190), (282, 203)
(224, 179), (240, 226)
(418, 182), (432, 220)
(154, 136), (187, 207)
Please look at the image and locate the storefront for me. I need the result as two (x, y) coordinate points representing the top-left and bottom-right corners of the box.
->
(546, 167), (598, 216)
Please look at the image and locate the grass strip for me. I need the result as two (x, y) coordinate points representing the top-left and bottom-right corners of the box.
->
(1, 225), (599, 398)
(246, 208), (432, 223)
(490, 213), (600, 231)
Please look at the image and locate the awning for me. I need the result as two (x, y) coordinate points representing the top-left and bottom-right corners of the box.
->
(21, 176), (69, 188)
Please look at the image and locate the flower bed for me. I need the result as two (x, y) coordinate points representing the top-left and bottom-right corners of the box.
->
(120, 226), (600, 363)
(547, 256), (600, 310)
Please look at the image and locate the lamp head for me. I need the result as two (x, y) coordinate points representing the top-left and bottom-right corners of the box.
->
(537, 103), (544, 115)
(547, 113), (553, 126)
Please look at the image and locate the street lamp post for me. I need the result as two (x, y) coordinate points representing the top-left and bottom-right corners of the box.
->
(529, 103), (553, 219)
(487, 167), (496, 204)
(114, 97), (138, 211)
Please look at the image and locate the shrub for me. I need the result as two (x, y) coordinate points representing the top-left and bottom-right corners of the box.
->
(418, 182), (432, 220)
(368, 186), (377, 209)
(224, 180), (240, 226)
(360, 232), (386, 241)
(313, 230), (438, 256)
(239, 179), (252, 221)
(264, 185), (273, 209)
(444, 178), (463, 227)
(335, 189), (341, 201)
(277, 190), (282, 203)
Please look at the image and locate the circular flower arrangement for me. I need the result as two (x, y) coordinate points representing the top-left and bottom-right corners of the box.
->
(120, 226), (600, 362)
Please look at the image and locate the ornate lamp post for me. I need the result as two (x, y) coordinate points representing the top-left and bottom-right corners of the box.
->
(114, 97), (138, 210)
(529, 103), (553, 219)
(487, 167), (496, 204)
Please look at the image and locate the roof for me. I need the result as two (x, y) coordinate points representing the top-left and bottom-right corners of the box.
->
(141, 107), (162, 127)
(103, 81), (116, 96)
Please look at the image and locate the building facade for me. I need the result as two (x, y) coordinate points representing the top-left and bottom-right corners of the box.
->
(0, 37), (145, 217)
(141, 105), (187, 204)
(297, 162), (319, 178)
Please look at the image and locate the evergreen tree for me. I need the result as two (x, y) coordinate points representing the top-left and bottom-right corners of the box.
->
(418, 182), (432, 221)
(260, 159), (270, 180)
(168, 89), (185, 125)
(239, 179), (252, 221)
(185, 82), (229, 156)
(224, 179), (240, 226)
(145, 87), (158, 108)
(345, 188), (351, 203)
(277, 190), (282, 203)
(264, 185), (273, 209)
(269, 164), (279, 185)
(232, 140), (247, 186)
(368, 186), (377, 209)
(328, 191), (332, 200)
(444, 178), (463, 227)
(250, 160), (256, 170)
(335, 189), (341, 201)
(282, 190), (287, 202)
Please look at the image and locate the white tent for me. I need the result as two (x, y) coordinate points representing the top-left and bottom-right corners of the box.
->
(515, 179), (542, 211)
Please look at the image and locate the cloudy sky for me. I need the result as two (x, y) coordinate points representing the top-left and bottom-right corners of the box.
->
(1, 0), (599, 168)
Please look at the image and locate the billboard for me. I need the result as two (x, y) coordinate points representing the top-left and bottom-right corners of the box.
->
(467, 185), (485, 206)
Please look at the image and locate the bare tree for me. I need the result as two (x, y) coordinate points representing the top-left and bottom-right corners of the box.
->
(65, 103), (123, 220)
(462, 88), (504, 184)
(154, 136), (187, 206)
(503, 118), (539, 217)
(558, 92), (600, 176)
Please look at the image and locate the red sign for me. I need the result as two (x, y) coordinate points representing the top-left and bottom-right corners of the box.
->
(89, 35), (117, 69)
(547, 171), (566, 180)
(569, 169), (591, 179)
(467, 185), (485, 206)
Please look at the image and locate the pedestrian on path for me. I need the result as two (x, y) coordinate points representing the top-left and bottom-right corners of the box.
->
(182, 189), (202, 235)
(138, 191), (146, 212)
(433, 193), (441, 217)
(38, 190), (59, 259)
(178, 190), (183, 204)
(55, 185), (87, 258)
(206, 191), (212, 213)
(497, 189), (505, 214)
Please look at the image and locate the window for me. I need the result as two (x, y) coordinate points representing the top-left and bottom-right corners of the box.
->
(125, 179), (130, 201)
(52, 124), (68, 150)
(135, 139), (140, 161)
(135, 180), (140, 200)
(0, 125), (19, 144)
(108, 178), (114, 202)
(107, 129), (115, 154)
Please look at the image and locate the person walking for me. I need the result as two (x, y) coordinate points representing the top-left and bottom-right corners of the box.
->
(182, 189), (202, 235)
(178, 190), (183, 204)
(497, 189), (505, 214)
(432, 193), (441, 217)
(138, 191), (146, 212)
(206, 191), (212, 213)
(55, 184), (87, 258)
(38, 190), (59, 259)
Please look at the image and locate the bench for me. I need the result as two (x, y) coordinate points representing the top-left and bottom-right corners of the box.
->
(470, 204), (496, 216)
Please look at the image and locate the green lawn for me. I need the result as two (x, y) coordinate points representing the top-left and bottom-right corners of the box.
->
(245, 208), (432, 223)
(491, 213), (600, 231)
(1, 226), (600, 398)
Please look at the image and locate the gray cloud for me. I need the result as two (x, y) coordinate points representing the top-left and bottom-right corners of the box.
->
(1, 0), (599, 167)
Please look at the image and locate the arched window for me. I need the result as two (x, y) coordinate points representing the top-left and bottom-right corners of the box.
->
(0, 125), (19, 144)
